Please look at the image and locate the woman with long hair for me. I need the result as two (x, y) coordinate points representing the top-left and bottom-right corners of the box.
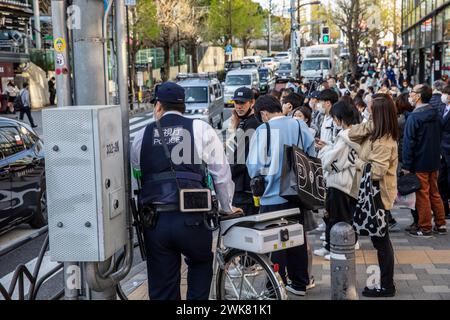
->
(349, 93), (399, 298)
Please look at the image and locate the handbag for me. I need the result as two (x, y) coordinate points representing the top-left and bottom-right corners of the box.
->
(280, 120), (326, 210)
(397, 172), (421, 196)
(353, 163), (387, 237)
(394, 192), (416, 210)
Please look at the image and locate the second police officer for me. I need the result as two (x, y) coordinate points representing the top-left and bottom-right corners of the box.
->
(131, 82), (242, 300)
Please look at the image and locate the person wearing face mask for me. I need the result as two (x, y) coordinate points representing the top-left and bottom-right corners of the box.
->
(439, 85), (450, 219)
(315, 100), (361, 260)
(308, 91), (323, 139)
(403, 84), (447, 238)
(247, 95), (316, 296)
(315, 89), (340, 159)
(226, 87), (260, 216)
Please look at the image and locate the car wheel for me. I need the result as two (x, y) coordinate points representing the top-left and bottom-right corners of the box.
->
(29, 181), (47, 229)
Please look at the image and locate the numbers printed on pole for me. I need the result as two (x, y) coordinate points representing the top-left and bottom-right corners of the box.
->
(106, 141), (120, 156)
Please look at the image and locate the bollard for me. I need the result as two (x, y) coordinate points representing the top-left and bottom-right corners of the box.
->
(330, 222), (358, 300)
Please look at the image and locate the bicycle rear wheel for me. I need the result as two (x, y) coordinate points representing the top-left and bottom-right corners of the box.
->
(215, 250), (286, 300)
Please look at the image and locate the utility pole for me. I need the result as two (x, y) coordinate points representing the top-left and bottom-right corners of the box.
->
(32, 0), (41, 49)
(290, 0), (297, 79)
(268, 0), (272, 56)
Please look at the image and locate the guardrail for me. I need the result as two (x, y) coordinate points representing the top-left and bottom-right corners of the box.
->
(0, 227), (64, 300)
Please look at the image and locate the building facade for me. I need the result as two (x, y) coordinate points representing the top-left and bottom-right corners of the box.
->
(402, 0), (450, 84)
(0, 0), (33, 110)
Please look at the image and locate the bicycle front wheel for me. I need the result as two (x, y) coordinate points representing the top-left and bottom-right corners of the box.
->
(215, 250), (286, 300)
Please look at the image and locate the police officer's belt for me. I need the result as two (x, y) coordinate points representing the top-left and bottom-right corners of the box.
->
(154, 204), (180, 213)
(144, 171), (204, 184)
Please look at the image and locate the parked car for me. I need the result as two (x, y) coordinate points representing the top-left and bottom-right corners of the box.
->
(242, 55), (262, 67)
(224, 60), (242, 73)
(223, 69), (260, 108)
(241, 63), (259, 70)
(274, 62), (293, 83)
(177, 73), (225, 129)
(0, 118), (46, 235)
(258, 67), (276, 94)
(274, 51), (291, 62)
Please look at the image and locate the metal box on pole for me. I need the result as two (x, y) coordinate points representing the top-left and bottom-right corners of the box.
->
(42, 105), (127, 262)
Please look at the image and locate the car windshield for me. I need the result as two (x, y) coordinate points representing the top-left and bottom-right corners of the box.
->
(259, 70), (269, 81)
(276, 54), (288, 58)
(301, 60), (331, 71)
(279, 64), (291, 71)
(184, 87), (208, 103)
(241, 64), (257, 69)
(226, 61), (241, 69)
(262, 58), (272, 62)
(225, 75), (251, 86)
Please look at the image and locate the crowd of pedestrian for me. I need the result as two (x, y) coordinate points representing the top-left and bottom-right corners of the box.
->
(225, 55), (450, 298)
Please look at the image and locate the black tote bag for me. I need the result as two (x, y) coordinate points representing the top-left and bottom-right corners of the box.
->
(280, 121), (326, 210)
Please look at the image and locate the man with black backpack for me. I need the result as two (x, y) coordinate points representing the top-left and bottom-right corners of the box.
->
(247, 95), (316, 296)
(16, 83), (37, 128)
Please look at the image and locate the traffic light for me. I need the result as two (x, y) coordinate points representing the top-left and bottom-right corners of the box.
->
(321, 26), (330, 44)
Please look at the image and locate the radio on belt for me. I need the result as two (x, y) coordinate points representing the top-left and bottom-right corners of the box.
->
(42, 105), (127, 262)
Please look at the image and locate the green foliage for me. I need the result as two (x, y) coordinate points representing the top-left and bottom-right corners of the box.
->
(207, 0), (265, 46)
(134, 0), (160, 43)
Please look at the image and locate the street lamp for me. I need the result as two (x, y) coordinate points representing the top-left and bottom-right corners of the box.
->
(290, 1), (321, 79)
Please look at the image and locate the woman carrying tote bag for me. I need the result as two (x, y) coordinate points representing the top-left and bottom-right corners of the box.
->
(348, 93), (399, 298)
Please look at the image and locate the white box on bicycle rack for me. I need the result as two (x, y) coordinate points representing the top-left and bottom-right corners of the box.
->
(222, 219), (304, 254)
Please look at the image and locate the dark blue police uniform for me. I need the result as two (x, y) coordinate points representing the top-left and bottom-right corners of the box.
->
(131, 82), (220, 300)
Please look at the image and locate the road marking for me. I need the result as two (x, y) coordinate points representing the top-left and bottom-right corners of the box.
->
(129, 116), (144, 124)
(0, 251), (60, 300)
(130, 118), (152, 131)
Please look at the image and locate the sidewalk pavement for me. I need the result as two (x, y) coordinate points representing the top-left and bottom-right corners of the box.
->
(123, 208), (450, 300)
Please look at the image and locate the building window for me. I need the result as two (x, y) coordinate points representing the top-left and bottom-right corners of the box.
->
(435, 11), (443, 43)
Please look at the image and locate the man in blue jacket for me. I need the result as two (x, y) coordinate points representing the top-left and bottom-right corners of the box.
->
(247, 95), (315, 296)
(403, 84), (447, 237)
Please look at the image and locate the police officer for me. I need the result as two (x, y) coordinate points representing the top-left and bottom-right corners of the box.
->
(131, 82), (241, 300)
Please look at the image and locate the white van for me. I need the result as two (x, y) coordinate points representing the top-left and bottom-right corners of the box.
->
(242, 55), (262, 66)
(223, 69), (260, 108)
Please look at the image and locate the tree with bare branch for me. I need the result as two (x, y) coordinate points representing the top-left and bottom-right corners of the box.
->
(329, 0), (368, 77)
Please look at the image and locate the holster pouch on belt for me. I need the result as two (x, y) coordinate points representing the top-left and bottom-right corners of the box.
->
(142, 205), (159, 229)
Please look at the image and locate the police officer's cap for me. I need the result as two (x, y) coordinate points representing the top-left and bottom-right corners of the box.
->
(232, 87), (254, 102)
(151, 82), (185, 104)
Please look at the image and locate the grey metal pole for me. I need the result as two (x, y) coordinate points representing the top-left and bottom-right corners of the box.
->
(72, 0), (107, 106)
(51, 0), (72, 108)
(71, 0), (114, 300)
(330, 222), (358, 300)
(268, 0), (272, 56)
(290, 0), (297, 79)
(114, 0), (134, 286)
(33, 0), (41, 49)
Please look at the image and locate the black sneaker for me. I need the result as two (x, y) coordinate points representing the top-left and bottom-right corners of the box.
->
(362, 286), (396, 298)
(285, 284), (306, 296)
(409, 228), (433, 238)
(433, 225), (447, 235)
(405, 222), (417, 232)
(31, 125), (38, 128)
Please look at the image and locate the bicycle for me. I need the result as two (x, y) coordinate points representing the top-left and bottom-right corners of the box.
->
(210, 208), (304, 300)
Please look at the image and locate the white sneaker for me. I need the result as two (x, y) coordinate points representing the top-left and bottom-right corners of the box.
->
(355, 241), (360, 250)
(285, 284), (306, 296)
(319, 232), (326, 241)
(313, 247), (330, 257)
(316, 223), (326, 232)
(324, 254), (331, 261)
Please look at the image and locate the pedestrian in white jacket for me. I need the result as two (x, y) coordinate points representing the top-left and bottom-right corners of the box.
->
(314, 100), (361, 258)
